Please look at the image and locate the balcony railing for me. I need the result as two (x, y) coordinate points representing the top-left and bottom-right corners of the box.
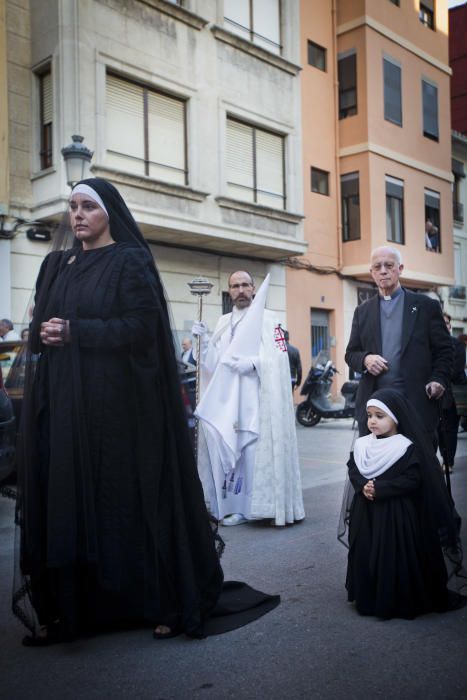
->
(453, 200), (464, 225)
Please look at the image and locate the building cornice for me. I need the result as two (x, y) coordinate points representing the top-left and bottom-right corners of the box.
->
(136, 0), (208, 30)
(215, 196), (304, 225)
(339, 142), (453, 183)
(210, 25), (301, 76)
(337, 15), (451, 76)
(91, 165), (210, 202)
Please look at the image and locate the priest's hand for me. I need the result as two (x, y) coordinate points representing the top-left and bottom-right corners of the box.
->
(363, 354), (388, 376)
(224, 356), (256, 376)
(40, 318), (70, 346)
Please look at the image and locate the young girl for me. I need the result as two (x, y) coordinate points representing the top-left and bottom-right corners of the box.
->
(345, 388), (466, 619)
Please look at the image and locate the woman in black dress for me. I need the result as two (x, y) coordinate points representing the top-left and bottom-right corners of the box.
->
(14, 178), (278, 645)
(344, 388), (466, 619)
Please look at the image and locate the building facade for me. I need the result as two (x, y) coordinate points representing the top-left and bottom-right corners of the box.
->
(0, 0), (306, 340)
(288, 0), (455, 382)
(0, 0), (458, 370)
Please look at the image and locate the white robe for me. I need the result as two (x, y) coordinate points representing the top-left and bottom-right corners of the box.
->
(197, 307), (305, 526)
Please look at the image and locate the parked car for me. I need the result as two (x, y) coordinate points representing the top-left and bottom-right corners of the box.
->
(0, 348), (17, 483)
(1, 340), (27, 431)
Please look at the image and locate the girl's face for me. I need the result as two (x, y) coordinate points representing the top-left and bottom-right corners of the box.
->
(69, 193), (112, 250)
(367, 406), (398, 438)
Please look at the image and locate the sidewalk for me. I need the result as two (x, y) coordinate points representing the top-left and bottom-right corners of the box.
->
(0, 422), (466, 700)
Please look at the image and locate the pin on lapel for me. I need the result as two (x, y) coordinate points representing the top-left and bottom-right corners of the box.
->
(411, 306), (417, 313)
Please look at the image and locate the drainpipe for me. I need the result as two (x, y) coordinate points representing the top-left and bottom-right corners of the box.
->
(331, 0), (343, 271)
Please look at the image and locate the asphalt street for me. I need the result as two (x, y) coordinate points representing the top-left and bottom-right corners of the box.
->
(1, 419), (466, 700)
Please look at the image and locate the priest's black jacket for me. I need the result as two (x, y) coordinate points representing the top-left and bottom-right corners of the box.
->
(345, 289), (452, 435)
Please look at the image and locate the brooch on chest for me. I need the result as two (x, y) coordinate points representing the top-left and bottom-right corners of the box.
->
(67, 255), (76, 265)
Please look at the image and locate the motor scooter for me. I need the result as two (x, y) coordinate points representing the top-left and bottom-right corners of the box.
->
(296, 351), (358, 427)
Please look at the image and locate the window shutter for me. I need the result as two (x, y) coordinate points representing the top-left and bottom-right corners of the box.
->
(224, 0), (250, 41)
(226, 119), (254, 201)
(148, 92), (185, 184)
(424, 189), (440, 210)
(41, 72), (53, 125)
(106, 75), (145, 174)
(255, 129), (284, 208)
(253, 0), (281, 54)
(383, 59), (402, 125)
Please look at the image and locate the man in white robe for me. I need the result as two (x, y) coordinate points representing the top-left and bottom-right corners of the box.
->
(194, 270), (305, 527)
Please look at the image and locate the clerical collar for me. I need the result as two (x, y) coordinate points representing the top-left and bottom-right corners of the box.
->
(380, 286), (403, 302)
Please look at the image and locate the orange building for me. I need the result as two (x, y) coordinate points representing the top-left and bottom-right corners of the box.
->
(289, 0), (454, 388)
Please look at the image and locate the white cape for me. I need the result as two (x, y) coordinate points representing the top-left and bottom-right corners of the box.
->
(195, 275), (270, 475)
(196, 278), (305, 526)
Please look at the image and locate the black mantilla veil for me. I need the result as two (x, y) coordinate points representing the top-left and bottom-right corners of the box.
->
(13, 177), (278, 641)
(337, 388), (466, 591)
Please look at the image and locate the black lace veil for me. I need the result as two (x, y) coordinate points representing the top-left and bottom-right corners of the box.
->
(13, 177), (224, 636)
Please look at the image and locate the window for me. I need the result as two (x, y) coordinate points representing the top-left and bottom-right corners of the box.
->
(386, 176), (404, 244)
(224, 0), (281, 55)
(105, 74), (187, 185)
(422, 79), (439, 141)
(419, 1), (434, 29)
(226, 117), (285, 209)
(341, 172), (360, 241)
(424, 188), (441, 252)
(338, 51), (357, 119)
(39, 69), (53, 170)
(452, 158), (465, 225)
(311, 168), (329, 196)
(383, 57), (402, 126)
(222, 291), (233, 314)
(308, 41), (326, 71)
(310, 309), (329, 360)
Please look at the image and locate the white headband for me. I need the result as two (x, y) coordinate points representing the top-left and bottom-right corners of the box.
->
(71, 183), (109, 218)
(366, 398), (398, 424)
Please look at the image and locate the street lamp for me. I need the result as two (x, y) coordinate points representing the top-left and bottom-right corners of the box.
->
(187, 276), (213, 457)
(61, 135), (93, 188)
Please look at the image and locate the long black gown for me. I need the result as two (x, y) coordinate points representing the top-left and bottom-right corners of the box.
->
(15, 241), (277, 639)
(346, 444), (453, 619)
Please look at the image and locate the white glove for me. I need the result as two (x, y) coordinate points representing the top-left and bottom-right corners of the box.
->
(224, 356), (256, 376)
(192, 321), (209, 337)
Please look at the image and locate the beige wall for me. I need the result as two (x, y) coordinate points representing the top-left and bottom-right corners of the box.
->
(290, 0), (454, 392)
(338, 0), (453, 287)
(287, 0), (345, 387)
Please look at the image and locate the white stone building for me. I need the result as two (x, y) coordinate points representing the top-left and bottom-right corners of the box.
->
(438, 131), (467, 335)
(0, 0), (306, 339)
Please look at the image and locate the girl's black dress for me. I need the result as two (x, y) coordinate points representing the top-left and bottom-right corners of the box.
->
(346, 444), (453, 619)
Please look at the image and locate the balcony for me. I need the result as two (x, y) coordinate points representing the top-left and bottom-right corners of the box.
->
(453, 200), (464, 225)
